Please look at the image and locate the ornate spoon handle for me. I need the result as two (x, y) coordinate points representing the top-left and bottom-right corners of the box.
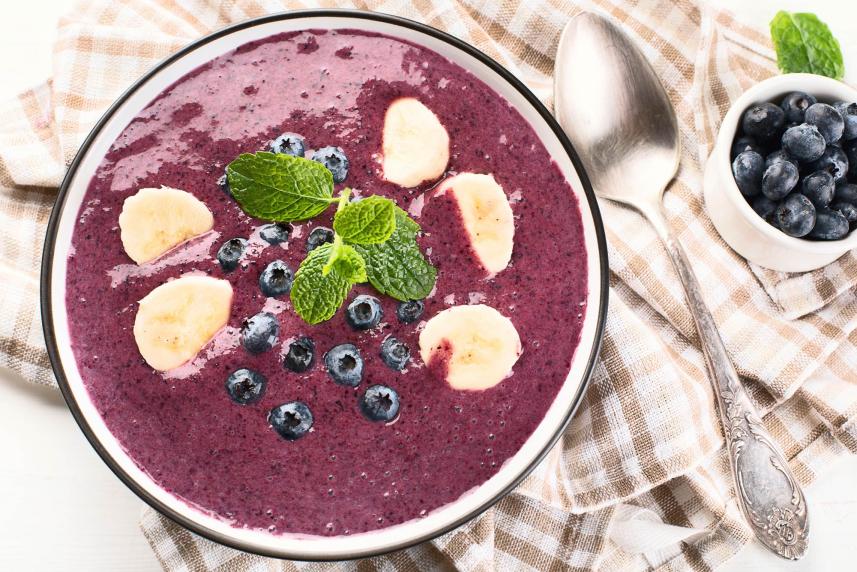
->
(644, 204), (809, 560)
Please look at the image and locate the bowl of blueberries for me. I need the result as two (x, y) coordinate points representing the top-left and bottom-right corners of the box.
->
(704, 73), (857, 272)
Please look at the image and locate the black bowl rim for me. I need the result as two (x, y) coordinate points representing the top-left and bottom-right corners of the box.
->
(40, 8), (609, 562)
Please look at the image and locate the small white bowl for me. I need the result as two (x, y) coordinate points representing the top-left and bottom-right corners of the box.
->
(704, 73), (857, 272)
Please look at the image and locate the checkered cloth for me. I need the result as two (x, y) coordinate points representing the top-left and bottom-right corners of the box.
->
(3, 0), (857, 570)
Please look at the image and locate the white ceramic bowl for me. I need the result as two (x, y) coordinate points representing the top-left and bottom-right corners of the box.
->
(40, 10), (608, 561)
(704, 73), (857, 272)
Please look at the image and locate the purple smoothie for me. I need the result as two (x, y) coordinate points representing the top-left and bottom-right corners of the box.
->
(66, 29), (588, 536)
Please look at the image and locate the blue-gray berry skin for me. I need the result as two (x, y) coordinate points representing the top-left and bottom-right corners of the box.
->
(241, 312), (280, 354)
(360, 385), (400, 422)
(800, 170), (835, 208)
(217, 238), (247, 272)
(283, 336), (315, 373)
(843, 140), (857, 179)
(311, 146), (349, 183)
(259, 260), (293, 297)
(270, 132), (306, 157)
(765, 149), (798, 170)
(225, 368), (266, 405)
(781, 124), (826, 162)
(775, 194), (816, 237)
(217, 173), (232, 196)
(761, 161), (799, 200)
(396, 300), (425, 324)
(306, 226), (334, 252)
(269, 402), (313, 440)
(380, 337), (411, 371)
(780, 91), (817, 124)
(731, 135), (763, 159)
(832, 201), (857, 223)
(324, 343), (363, 387)
(732, 150), (765, 197)
(752, 195), (779, 225)
(741, 102), (785, 143)
(805, 103), (845, 144)
(259, 223), (291, 244)
(834, 102), (857, 141)
(345, 295), (383, 330)
(832, 182), (857, 223)
(807, 145), (849, 184)
(809, 208), (850, 240)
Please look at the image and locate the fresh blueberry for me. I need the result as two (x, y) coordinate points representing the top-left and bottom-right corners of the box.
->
(380, 337), (410, 371)
(844, 140), (857, 179)
(805, 103), (845, 144)
(751, 195), (779, 225)
(269, 401), (313, 440)
(780, 91), (817, 124)
(761, 161), (798, 200)
(311, 146), (349, 183)
(225, 368), (266, 405)
(775, 194), (816, 238)
(731, 135), (763, 159)
(259, 223), (291, 244)
(741, 102), (785, 143)
(306, 226), (335, 252)
(359, 385), (400, 422)
(810, 208), (850, 240)
(324, 343), (363, 387)
(217, 173), (231, 196)
(259, 260), (293, 297)
(217, 238), (247, 272)
(800, 170), (836, 208)
(832, 200), (857, 223)
(832, 182), (857, 223)
(396, 300), (425, 324)
(731, 150), (765, 197)
(283, 336), (315, 373)
(807, 145), (849, 184)
(781, 124), (826, 162)
(764, 149), (798, 170)
(834, 102), (857, 141)
(241, 312), (279, 354)
(270, 132), (306, 157)
(345, 295), (383, 330)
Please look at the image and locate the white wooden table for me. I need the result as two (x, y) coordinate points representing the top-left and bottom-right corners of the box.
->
(1, 1), (856, 570)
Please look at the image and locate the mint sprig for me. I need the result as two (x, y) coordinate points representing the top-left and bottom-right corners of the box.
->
(333, 195), (396, 244)
(290, 243), (353, 325)
(770, 11), (844, 79)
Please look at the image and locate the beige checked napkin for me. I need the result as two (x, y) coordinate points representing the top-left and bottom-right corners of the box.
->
(3, 0), (857, 570)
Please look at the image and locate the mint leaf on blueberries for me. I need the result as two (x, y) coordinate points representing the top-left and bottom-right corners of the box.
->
(290, 243), (353, 324)
(226, 152), (336, 221)
(770, 11), (844, 79)
(333, 196), (396, 244)
(321, 238), (367, 283)
(354, 207), (437, 301)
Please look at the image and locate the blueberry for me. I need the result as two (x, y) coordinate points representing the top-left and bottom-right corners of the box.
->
(741, 102), (785, 142)
(810, 208), (849, 240)
(269, 401), (313, 440)
(800, 171), (835, 208)
(844, 140), (857, 179)
(396, 300), (425, 324)
(283, 336), (315, 373)
(832, 182), (857, 223)
(345, 295), (383, 330)
(781, 124), (826, 163)
(241, 312), (279, 354)
(260, 223), (291, 244)
(761, 161), (798, 200)
(751, 195), (779, 225)
(306, 226), (334, 252)
(731, 150), (764, 197)
(259, 260), (293, 297)
(217, 238), (247, 272)
(270, 132), (306, 157)
(780, 91), (817, 123)
(832, 201), (857, 223)
(217, 173), (231, 196)
(380, 336), (410, 371)
(775, 194), (816, 237)
(834, 102), (857, 141)
(805, 103), (845, 144)
(359, 385), (400, 422)
(324, 343), (363, 386)
(225, 368), (266, 405)
(731, 135), (763, 159)
(807, 145), (849, 184)
(765, 149), (798, 170)
(311, 146), (349, 183)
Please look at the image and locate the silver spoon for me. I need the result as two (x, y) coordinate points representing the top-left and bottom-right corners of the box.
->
(554, 12), (808, 560)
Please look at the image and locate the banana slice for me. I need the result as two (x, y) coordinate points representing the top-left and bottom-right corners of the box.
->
(419, 304), (522, 391)
(437, 173), (514, 274)
(134, 276), (232, 371)
(119, 186), (214, 264)
(381, 97), (450, 187)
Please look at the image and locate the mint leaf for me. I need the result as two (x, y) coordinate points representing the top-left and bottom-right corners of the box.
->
(354, 207), (437, 301)
(770, 11), (844, 79)
(226, 152), (335, 221)
(290, 243), (352, 324)
(333, 196), (396, 244)
(321, 238), (367, 283)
